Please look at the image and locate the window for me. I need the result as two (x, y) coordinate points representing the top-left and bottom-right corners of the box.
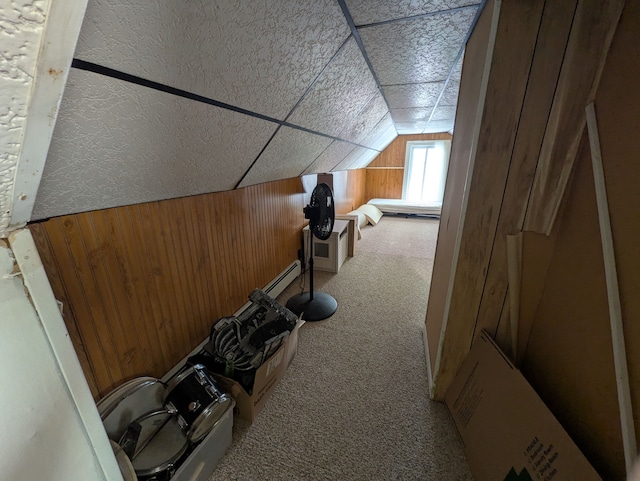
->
(402, 140), (450, 204)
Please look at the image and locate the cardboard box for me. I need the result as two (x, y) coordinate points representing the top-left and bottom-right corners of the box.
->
(445, 330), (602, 481)
(213, 319), (301, 423)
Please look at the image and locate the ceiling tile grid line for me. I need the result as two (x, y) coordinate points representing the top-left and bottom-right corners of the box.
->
(281, 34), (353, 124)
(234, 126), (284, 189)
(71, 59), (379, 153)
(336, 0), (398, 137)
(344, 0), (480, 26)
(354, 3), (482, 29)
(426, 0), (486, 125)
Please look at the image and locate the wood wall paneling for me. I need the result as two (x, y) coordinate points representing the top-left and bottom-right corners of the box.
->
(524, 0), (625, 235)
(473, 0), (578, 338)
(367, 133), (451, 168)
(31, 178), (306, 399)
(364, 169), (404, 201)
(432, 0), (545, 400)
(425, 0), (496, 380)
(364, 133), (452, 202)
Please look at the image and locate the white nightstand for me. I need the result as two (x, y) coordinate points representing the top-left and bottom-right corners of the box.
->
(303, 219), (349, 273)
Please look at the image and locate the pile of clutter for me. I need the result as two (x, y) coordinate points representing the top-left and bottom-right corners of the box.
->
(189, 288), (299, 394)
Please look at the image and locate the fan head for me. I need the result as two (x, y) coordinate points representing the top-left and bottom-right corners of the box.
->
(305, 183), (334, 240)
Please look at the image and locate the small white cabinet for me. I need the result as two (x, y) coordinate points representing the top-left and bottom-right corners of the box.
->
(303, 219), (349, 273)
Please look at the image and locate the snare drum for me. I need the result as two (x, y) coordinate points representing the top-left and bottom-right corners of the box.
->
(97, 377), (165, 441)
(119, 410), (189, 481)
(164, 364), (232, 443)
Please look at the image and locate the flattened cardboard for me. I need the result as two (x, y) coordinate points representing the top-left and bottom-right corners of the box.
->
(214, 320), (301, 423)
(445, 330), (602, 481)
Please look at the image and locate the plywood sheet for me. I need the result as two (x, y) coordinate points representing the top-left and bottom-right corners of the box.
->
(432, 0), (545, 399)
(473, 0), (578, 336)
(424, 0), (496, 380)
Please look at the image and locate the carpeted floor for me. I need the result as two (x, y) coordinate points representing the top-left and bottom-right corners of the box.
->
(209, 216), (473, 481)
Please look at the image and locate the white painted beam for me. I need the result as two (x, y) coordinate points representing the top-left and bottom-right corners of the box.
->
(5, 0), (89, 233)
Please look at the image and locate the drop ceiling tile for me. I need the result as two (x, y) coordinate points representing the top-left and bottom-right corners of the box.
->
(396, 121), (428, 135)
(358, 7), (478, 85)
(431, 105), (457, 121)
(423, 119), (455, 133)
(303, 141), (357, 175)
(238, 127), (332, 188)
(361, 113), (397, 151)
(332, 146), (369, 171)
(391, 108), (433, 122)
(32, 69), (278, 220)
(349, 148), (382, 170)
(345, 0), (479, 26)
(339, 91), (389, 145)
(287, 38), (378, 137)
(75, 0), (350, 120)
(384, 82), (444, 109)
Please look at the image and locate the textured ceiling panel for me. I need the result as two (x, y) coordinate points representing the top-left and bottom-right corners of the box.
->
(384, 81), (444, 109)
(332, 146), (369, 171)
(237, 127), (332, 188)
(286, 38), (378, 137)
(349, 148), (382, 170)
(338, 91), (389, 145)
(32, 70), (278, 220)
(431, 105), (458, 121)
(396, 121), (428, 134)
(361, 113), (398, 151)
(423, 119), (455, 133)
(391, 108), (433, 122)
(358, 7), (478, 85)
(303, 141), (357, 175)
(75, 0), (350, 120)
(345, 0), (479, 26)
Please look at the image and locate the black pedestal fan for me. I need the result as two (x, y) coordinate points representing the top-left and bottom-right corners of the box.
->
(286, 183), (338, 321)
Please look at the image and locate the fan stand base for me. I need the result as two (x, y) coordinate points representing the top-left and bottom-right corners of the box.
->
(286, 291), (337, 322)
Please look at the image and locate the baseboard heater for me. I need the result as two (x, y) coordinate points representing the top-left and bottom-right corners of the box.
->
(162, 260), (301, 382)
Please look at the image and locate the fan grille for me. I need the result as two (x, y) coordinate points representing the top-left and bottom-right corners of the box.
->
(309, 183), (334, 240)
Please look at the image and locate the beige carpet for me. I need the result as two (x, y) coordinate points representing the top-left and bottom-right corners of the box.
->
(209, 216), (473, 481)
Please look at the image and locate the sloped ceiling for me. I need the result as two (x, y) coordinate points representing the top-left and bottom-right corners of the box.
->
(32, 0), (482, 220)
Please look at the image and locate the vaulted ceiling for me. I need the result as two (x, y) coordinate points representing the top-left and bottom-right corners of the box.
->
(32, 0), (482, 220)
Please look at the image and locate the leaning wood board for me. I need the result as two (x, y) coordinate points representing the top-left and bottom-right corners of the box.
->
(524, 0), (625, 234)
(473, 0), (578, 337)
(433, 0), (545, 400)
(424, 0), (497, 380)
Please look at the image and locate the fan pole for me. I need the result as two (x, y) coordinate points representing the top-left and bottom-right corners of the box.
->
(309, 243), (314, 301)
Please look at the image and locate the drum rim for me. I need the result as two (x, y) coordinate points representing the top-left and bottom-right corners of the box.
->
(187, 395), (233, 443)
(120, 409), (189, 477)
(97, 377), (161, 420)
(163, 364), (202, 401)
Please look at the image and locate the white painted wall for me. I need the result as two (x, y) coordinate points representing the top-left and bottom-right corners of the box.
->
(1, 230), (122, 481)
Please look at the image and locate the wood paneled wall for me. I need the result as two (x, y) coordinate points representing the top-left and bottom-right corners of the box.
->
(333, 169), (366, 214)
(427, 0), (632, 478)
(425, 0), (497, 380)
(365, 133), (452, 201)
(30, 179), (307, 399)
(30, 173), (366, 400)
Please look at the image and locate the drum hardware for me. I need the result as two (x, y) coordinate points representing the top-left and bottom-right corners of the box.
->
(164, 364), (233, 444)
(130, 406), (178, 461)
(118, 409), (189, 481)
